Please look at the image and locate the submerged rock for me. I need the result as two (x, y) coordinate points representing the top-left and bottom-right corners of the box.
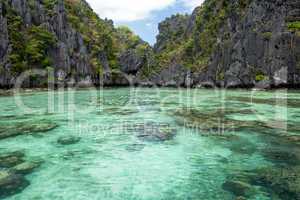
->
(261, 149), (300, 166)
(0, 115), (28, 121)
(61, 149), (96, 160)
(222, 180), (253, 197)
(0, 150), (42, 198)
(249, 166), (300, 200)
(174, 108), (257, 133)
(125, 143), (145, 152)
(0, 170), (29, 198)
(0, 151), (25, 168)
(134, 122), (176, 142)
(0, 120), (58, 140)
(227, 139), (257, 155)
(286, 135), (300, 145)
(137, 129), (176, 142)
(24, 122), (58, 133)
(12, 162), (41, 175)
(235, 197), (246, 200)
(174, 107), (300, 151)
(57, 136), (81, 145)
(100, 107), (139, 116)
(228, 96), (300, 109)
(225, 165), (300, 200)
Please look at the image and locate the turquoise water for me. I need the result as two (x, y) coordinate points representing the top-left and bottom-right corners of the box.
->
(0, 88), (300, 200)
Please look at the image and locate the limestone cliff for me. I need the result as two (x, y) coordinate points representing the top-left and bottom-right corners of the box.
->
(1, 0), (299, 88)
(0, 0), (152, 88)
(151, 0), (300, 88)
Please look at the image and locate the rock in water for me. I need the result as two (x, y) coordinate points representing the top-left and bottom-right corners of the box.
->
(125, 144), (145, 152)
(0, 120), (58, 140)
(261, 149), (300, 166)
(12, 162), (41, 175)
(135, 122), (176, 142)
(250, 166), (300, 200)
(0, 170), (29, 198)
(57, 136), (81, 145)
(0, 151), (25, 168)
(236, 197), (246, 200)
(222, 180), (253, 197)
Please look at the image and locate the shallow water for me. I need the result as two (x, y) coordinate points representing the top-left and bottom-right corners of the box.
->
(0, 88), (299, 200)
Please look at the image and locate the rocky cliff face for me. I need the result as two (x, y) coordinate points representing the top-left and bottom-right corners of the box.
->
(0, 1), (10, 87)
(1, 0), (299, 88)
(151, 0), (300, 88)
(0, 0), (152, 88)
(0, 0), (89, 87)
(209, 0), (300, 88)
(154, 14), (190, 53)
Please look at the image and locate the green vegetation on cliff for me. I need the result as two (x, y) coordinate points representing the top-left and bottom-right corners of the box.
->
(288, 21), (300, 31)
(288, 21), (300, 37)
(25, 26), (57, 67)
(116, 26), (141, 51)
(65, 0), (152, 75)
(2, 0), (151, 79)
(154, 0), (252, 73)
(64, 0), (118, 73)
(5, 3), (56, 74)
(2, 0), (299, 87)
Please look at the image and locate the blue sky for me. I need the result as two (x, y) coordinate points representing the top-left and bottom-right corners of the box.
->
(115, 2), (191, 45)
(86, 0), (204, 45)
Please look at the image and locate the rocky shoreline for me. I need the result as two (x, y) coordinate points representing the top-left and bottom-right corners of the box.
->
(1, 83), (300, 97)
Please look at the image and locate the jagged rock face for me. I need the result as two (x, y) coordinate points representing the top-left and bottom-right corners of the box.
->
(0, 0), (95, 88)
(153, 0), (300, 88)
(1, 0), (299, 88)
(186, 7), (201, 37)
(154, 14), (190, 53)
(49, 1), (90, 76)
(0, 1), (10, 87)
(119, 50), (145, 75)
(0, 2), (8, 60)
(0, 0), (154, 88)
(148, 63), (188, 87)
(211, 0), (300, 88)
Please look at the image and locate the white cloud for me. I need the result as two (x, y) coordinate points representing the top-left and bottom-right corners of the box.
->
(85, 0), (176, 22)
(85, 0), (205, 22)
(146, 23), (152, 27)
(181, 0), (205, 9)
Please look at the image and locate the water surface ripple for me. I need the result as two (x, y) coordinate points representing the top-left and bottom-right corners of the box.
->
(0, 88), (299, 200)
